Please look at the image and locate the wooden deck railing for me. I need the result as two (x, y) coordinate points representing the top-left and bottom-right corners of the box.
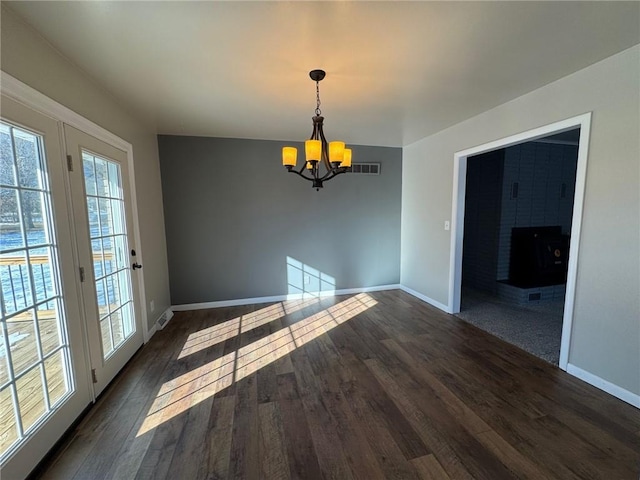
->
(0, 252), (114, 266)
(1, 252), (115, 323)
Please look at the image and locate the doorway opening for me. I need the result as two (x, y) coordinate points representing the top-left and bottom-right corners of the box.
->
(449, 114), (591, 370)
(459, 129), (579, 364)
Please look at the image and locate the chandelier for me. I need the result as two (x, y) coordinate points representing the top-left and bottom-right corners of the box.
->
(282, 69), (352, 190)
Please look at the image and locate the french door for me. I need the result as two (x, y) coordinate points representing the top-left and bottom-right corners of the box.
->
(1, 97), (143, 478)
(0, 96), (91, 479)
(64, 125), (143, 396)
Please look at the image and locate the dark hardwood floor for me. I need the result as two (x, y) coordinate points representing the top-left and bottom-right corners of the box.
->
(34, 290), (640, 479)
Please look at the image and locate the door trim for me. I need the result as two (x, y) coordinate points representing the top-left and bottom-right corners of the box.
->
(449, 113), (592, 371)
(1, 71), (151, 344)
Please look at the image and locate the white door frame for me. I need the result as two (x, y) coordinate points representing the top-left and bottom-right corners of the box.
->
(1, 71), (151, 347)
(449, 113), (592, 371)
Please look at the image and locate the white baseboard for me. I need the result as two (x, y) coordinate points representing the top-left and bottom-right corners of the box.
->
(398, 285), (452, 313)
(566, 363), (640, 409)
(144, 323), (157, 344)
(171, 284), (401, 312)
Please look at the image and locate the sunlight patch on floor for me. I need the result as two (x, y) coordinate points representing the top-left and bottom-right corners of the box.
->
(178, 298), (322, 359)
(235, 294), (376, 381)
(178, 318), (240, 359)
(137, 294), (377, 437)
(137, 352), (236, 435)
(282, 298), (321, 315)
(239, 303), (286, 333)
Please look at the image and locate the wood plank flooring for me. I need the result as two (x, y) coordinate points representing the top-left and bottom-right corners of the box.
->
(32, 290), (640, 479)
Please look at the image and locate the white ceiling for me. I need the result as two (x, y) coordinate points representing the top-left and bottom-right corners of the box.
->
(6, 1), (639, 147)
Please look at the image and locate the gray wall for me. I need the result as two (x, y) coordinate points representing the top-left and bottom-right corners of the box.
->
(1, 6), (171, 330)
(401, 46), (640, 397)
(159, 136), (402, 305)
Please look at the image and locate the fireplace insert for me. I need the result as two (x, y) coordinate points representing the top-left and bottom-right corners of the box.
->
(509, 226), (570, 287)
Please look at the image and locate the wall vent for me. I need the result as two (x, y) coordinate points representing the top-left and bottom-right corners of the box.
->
(157, 314), (169, 328)
(350, 163), (381, 175)
(156, 309), (174, 330)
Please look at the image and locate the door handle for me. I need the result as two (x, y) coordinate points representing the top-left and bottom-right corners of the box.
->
(132, 262), (143, 270)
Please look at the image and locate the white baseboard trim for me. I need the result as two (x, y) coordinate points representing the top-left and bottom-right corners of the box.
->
(171, 284), (401, 312)
(144, 323), (157, 344)
(398, 285), (452, 313)
(566, 363), (640, 409)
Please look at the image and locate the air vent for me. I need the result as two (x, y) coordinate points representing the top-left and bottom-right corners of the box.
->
(157, 310), (174, 330)
(158, 314), (169, 328)
(351, 163), (381, 175)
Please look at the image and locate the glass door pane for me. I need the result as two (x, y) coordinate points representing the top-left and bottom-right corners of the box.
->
(0, 122), (72, 460)
(82, 152), (135, 360)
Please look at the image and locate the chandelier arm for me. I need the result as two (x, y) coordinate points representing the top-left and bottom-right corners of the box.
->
(319, 167), (348, 182)
(288, 168), (315, 183)
(294, 162), (306, 174)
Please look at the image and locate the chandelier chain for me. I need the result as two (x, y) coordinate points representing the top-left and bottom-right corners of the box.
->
(315, 81), (322, 116)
